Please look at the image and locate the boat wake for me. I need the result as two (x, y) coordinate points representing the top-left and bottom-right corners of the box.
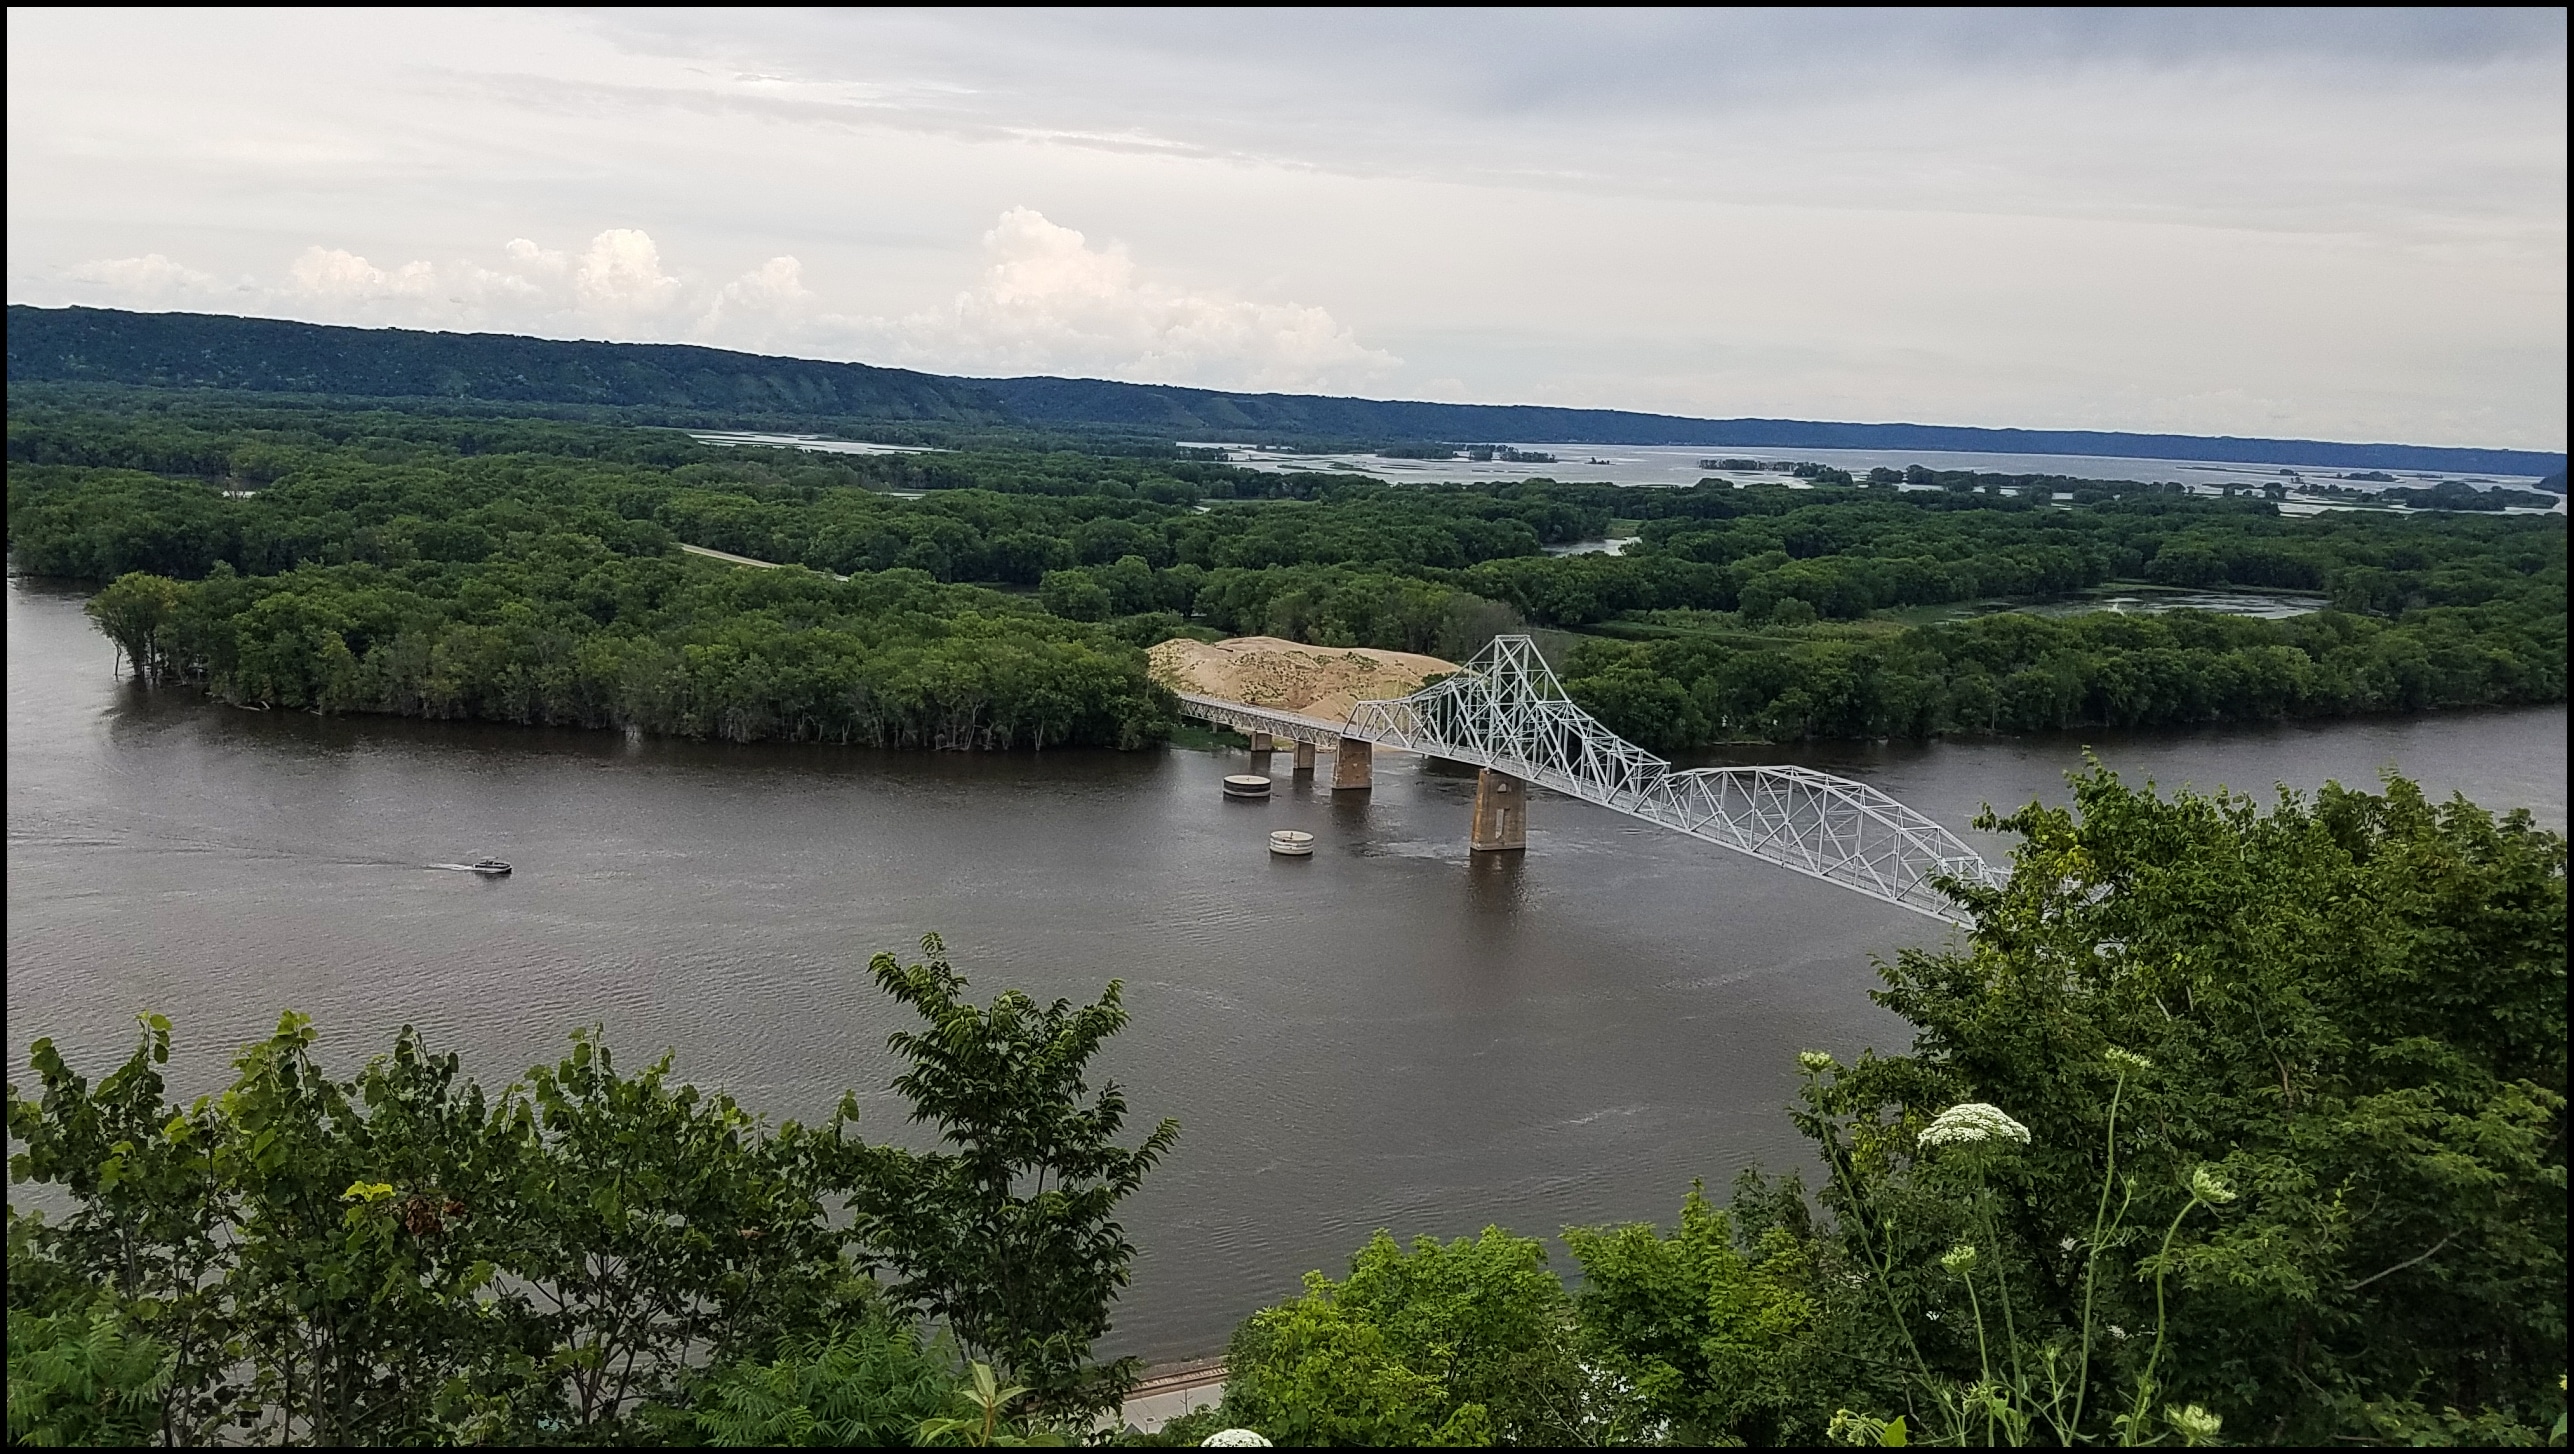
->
(428, 859), (512, 876)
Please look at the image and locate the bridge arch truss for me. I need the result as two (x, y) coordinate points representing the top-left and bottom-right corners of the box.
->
(1335, 637), (2001, 922)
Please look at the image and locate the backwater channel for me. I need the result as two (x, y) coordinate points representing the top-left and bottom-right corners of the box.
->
(8, 575), (2565, 1358)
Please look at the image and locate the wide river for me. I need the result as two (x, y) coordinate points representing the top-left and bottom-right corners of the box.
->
(8, 576), (2565, 1358)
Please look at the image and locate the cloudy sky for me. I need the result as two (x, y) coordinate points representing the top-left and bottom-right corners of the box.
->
(7, 8), (2565, 448)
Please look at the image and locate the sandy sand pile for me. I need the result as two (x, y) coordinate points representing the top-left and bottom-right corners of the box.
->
(1148, 636), (1457, 722)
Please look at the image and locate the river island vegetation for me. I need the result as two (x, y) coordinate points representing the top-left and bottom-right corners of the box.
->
(6, 385), (2564, 752)
(10, 770), (2563, 1445)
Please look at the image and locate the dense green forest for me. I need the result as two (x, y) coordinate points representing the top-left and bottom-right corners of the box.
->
(7, 306), (1003, 422)
(6, 387), (2563, 750)
(12, 772), (2564, 1444)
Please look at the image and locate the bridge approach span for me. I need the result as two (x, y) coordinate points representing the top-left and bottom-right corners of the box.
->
(1175, 636), (2001, 924)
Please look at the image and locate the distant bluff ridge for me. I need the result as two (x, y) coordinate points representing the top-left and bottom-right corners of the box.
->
(8, 304), (2562, 479)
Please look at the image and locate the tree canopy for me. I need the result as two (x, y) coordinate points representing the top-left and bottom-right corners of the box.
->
(8, 386), (2562, 751)
(7, 945), (1174, 1445)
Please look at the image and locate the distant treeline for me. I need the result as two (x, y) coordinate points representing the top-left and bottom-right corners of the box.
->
(7, 388), (2563, 749)
(8, 306), (1001, 421)
(1376, 443), (1559, 463)
(12, 304), (2564, 476)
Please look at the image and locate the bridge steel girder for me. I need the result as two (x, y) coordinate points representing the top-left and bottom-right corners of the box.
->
(1344, 637), (1999, 922)
(1169, 694), (1348, 747)
(1172, 639), (1999, 923)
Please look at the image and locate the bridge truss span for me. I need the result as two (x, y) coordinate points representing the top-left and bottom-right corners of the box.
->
(1340, 637), (2001, 922)
(1634, 765), (1998, 921)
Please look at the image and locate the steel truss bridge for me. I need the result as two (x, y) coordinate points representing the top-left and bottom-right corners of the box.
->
(1175, 636), (2001, 924)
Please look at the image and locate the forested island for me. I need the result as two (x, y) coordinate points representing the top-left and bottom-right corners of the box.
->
(7, 386), (2561, 751)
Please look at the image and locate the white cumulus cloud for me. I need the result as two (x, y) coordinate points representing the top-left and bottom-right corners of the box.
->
(65, 253), (221, 304)
(288, 246), (438, 300)
(64, 230), (718, 336)
(573, 228), (685, 323)
(271, 231), (781, 339)
(44, 217), (1396, 392)
(696, 255), (813, 346)
(879, 208), (1398, 390)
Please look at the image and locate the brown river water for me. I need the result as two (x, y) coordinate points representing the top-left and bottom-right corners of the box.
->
(8, 575), (2564, 1357)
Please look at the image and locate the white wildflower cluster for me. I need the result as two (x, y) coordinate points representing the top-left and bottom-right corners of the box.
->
(2165, 1403), (2224, 1444)
(1202, 1430), (1273, 1448)
(1917, 1102), (2032, 1149)
(2104, 1047), (2153, 1073)
(2190, 1166), (2238, 1204)
(1798, 1050), (1836, 1074)
(1940, 1244), (1978, 1274)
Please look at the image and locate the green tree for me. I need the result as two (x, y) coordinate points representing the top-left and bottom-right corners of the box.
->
(1565, 1181), (1822, 1443)
(1807, 767), (2566, 1443)
(844, 935), (1180, 1420)
(9, 1013), (872, 1445)
(1215, 1281), (1492, 1446)
(83, 571), (185, 681)
(1207, 1226), (1638, 1446)
(1037, 569), (1113, 622)
(1327, 1228), (1613, 1444)
(513, 1027), (852, 1437)
(211, 1013), (532, 1445)
(6, 1015), (237, 1444)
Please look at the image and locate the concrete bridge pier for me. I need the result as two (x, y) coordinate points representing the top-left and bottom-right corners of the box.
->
(1332, 738), (1373, 791)
(1294, 740), (1317, 774)
(1249, 730), (1273, 753)
(1471, 768), (1528, 852)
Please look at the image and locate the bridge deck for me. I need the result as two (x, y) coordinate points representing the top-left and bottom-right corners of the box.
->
(1171, 691), (1367, 748)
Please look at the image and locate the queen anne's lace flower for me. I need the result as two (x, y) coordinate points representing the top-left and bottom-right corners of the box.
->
(2165, 1403), (2224, 1444)
(1202, 1431), (1273, 1448)
(1917, 1102), (2032, 1148)
(1941, 1244), (1977, 1273)
(2104, 1047), (2152, 1073)
(2190, 1166), (2238, 1204)
(1797, 1050), (1836, 1073)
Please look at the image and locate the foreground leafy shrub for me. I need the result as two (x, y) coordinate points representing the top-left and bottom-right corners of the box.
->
(6, 942), (1173, 1445)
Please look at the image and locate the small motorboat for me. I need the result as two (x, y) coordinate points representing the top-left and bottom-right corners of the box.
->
(469, 858), (512, 876)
